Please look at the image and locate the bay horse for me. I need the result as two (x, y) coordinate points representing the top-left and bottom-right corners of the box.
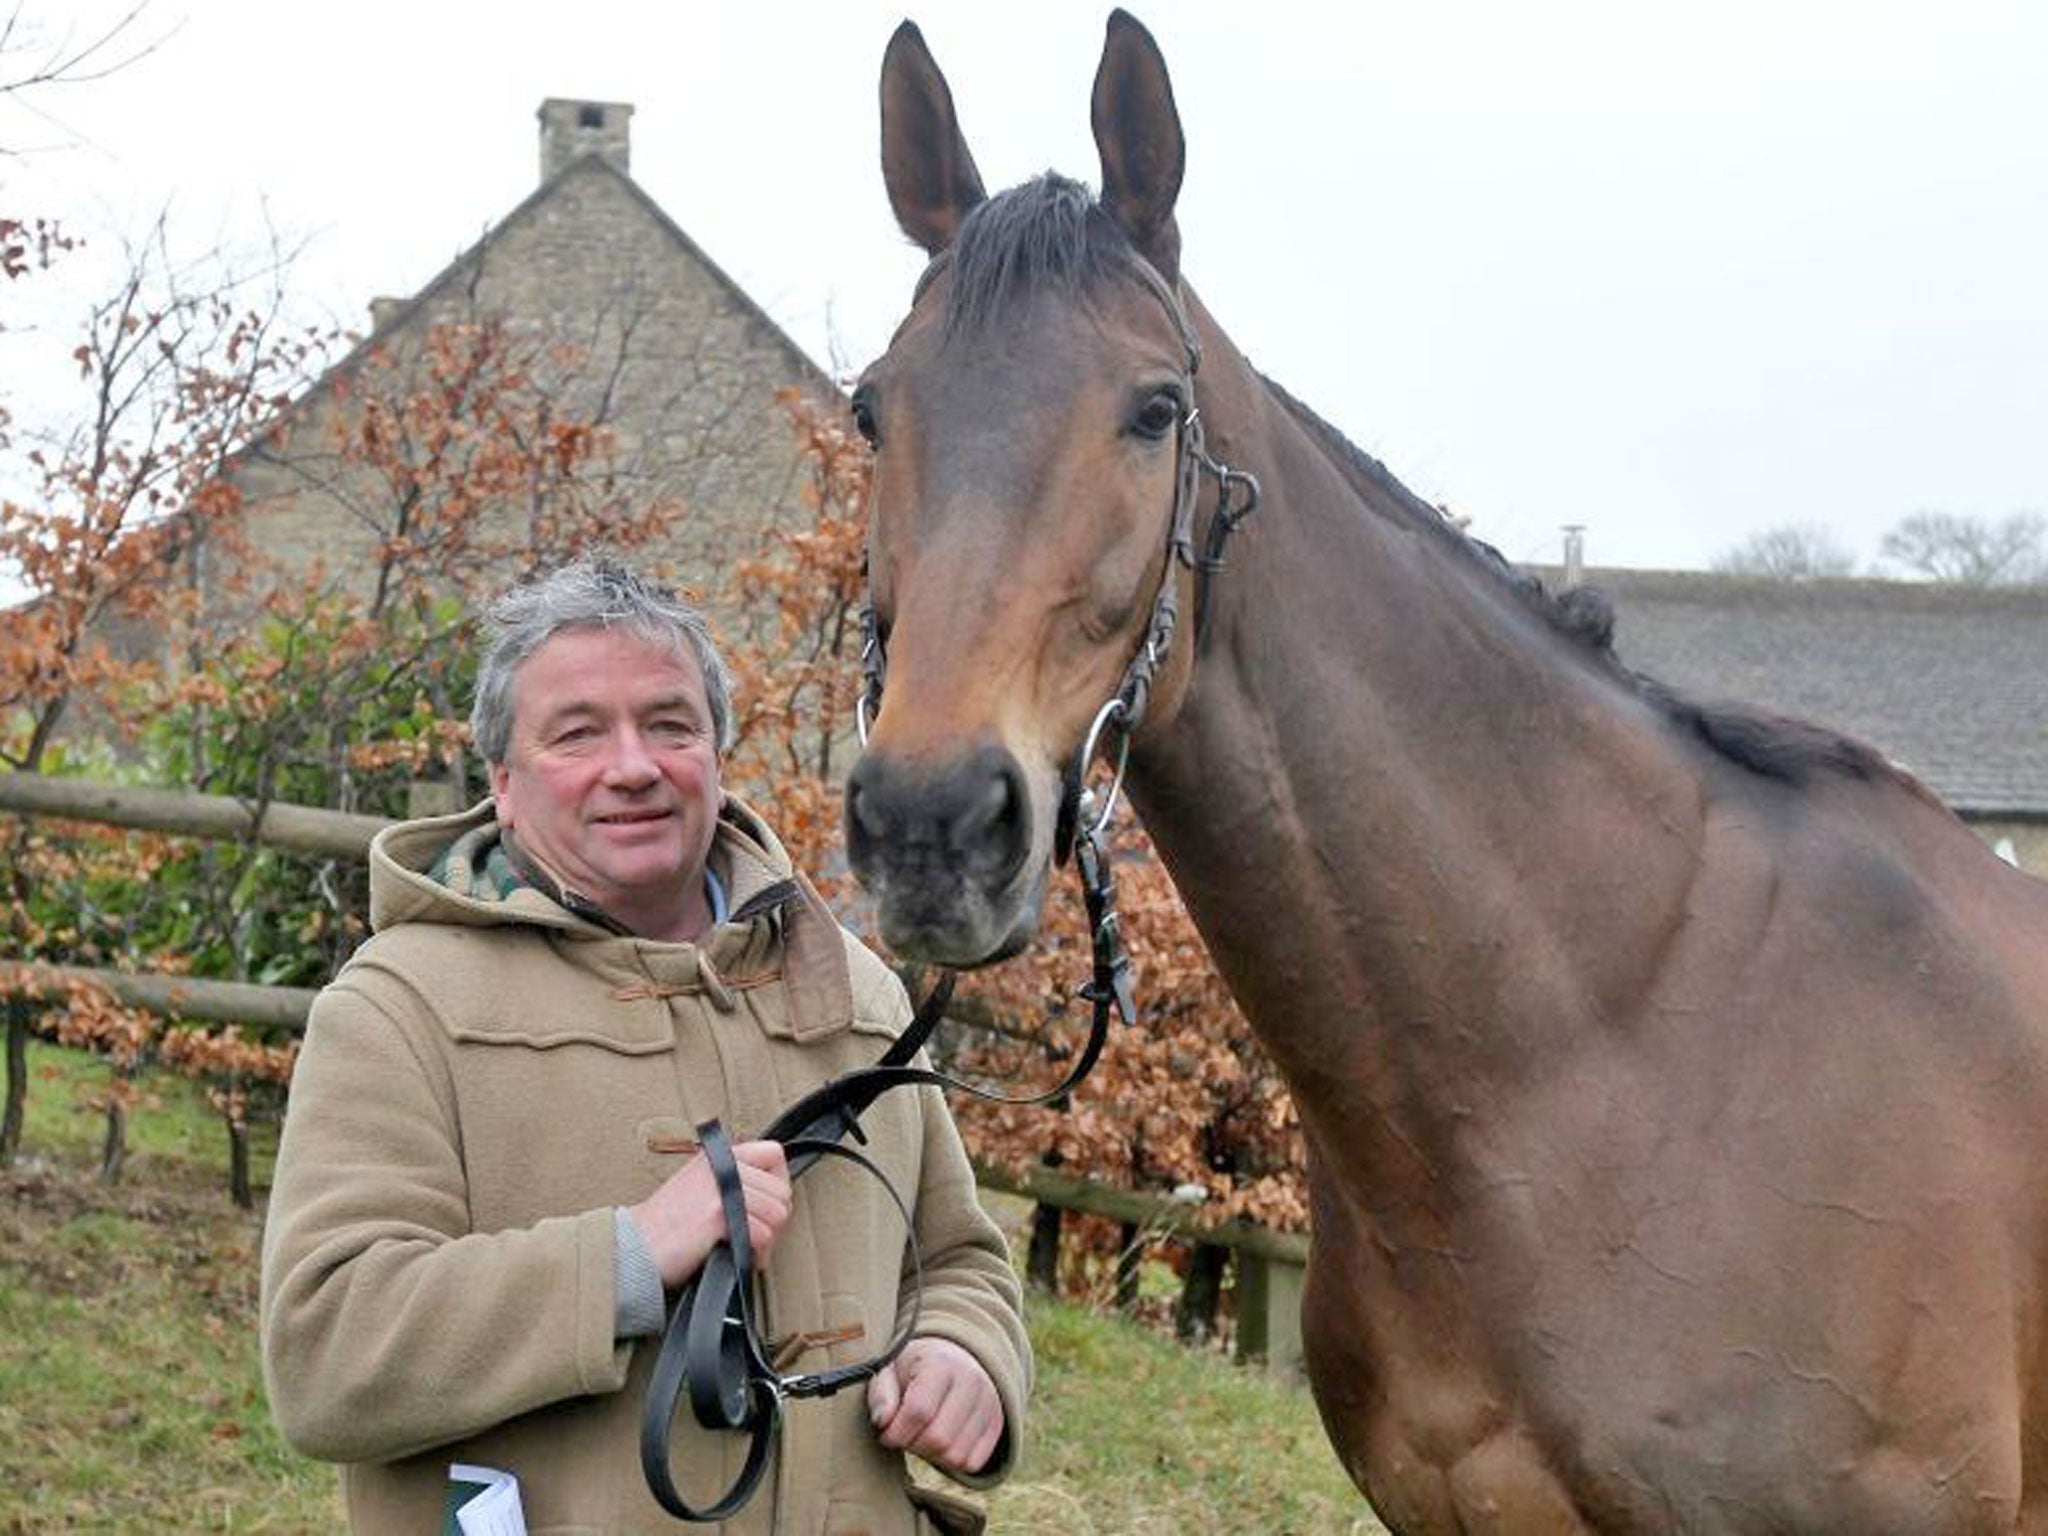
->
(844, 12), (2048, 1533)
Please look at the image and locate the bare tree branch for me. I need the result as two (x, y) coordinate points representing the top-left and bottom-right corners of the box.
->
(1, 3), (169, 98)
(1879, 509), (2047, 587)
(0, 2), (179, 161)
(1712, 522), (1858, 582)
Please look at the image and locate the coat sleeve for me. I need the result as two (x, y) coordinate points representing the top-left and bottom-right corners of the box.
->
(852, 951), (1034, 1487)
(904, 1081), (1034, 1487)
(258, 968), (630, 1463)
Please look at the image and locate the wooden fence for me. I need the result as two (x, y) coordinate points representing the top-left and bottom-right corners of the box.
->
(0, 769), (1310, 1378)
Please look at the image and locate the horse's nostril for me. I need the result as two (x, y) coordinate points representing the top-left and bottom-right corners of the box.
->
(846, 774), (889, 844)
(995, 757), (1028, 841)
(951, 751), (1030, 879)
(952, 770), (1014, 848)
(845, 746), (1033, 887)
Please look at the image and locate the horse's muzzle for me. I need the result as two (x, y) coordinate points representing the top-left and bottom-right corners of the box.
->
(844, 742), (1045, 965)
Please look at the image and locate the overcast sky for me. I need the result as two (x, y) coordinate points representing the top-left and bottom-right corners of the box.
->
(5, 0), (2045, 573)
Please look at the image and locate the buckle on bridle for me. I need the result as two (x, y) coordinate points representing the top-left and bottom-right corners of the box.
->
(1078, 698), (1131, 837)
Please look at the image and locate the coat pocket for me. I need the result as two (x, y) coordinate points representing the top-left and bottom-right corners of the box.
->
(907, 1482), (987, 1536)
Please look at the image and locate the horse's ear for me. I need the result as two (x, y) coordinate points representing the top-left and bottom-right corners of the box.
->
(880, 20), (987, 256)
(1091, 9), (1185, 282)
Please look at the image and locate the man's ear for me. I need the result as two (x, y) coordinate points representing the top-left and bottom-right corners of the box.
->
(489, 761), (514, 826)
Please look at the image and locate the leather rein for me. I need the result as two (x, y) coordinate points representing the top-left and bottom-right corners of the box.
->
(637, 247), (1258, 1522)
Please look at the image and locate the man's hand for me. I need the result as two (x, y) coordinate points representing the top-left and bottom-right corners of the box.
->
(629, 1139), (791, 1287)
(867, 1336), (1005, 1476)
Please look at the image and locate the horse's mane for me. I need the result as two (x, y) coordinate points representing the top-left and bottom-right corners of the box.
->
(945, 175), (1903, 794)
(1259, 378), (1905, 791)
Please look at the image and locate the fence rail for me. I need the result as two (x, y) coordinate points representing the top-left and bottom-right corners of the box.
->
(976, 1156), (1308, 1378)
(2, 769), (1311, 1376)
(974, 1157), (1308, 1267)
(2, 960), (320, 1032)
(0, 772), (389, 859)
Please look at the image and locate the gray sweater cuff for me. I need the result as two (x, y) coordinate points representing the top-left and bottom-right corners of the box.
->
(612, 1207), (669, 1339)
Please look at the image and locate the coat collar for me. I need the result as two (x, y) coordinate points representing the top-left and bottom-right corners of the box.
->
(373, 794), (855, 1043)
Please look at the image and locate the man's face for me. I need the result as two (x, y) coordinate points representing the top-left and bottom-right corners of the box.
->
(490, 626), (723, 938)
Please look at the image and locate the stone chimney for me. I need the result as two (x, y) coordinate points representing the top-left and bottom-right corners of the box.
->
(368, 296), (405, 331)
(538, 98), (633, 182)
(1561, 524), (1586, 588)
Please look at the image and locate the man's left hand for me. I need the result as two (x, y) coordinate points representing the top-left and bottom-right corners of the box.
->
(867, 1336), (1004, 1476)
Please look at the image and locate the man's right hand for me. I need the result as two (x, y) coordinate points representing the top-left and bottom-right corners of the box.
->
(629, 1139), (792, 1287)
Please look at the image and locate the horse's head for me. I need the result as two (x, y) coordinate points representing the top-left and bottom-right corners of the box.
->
(846, 11), (1204, 967)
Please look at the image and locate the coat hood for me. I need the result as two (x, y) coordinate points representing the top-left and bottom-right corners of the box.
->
(365, 794), (856, 1043)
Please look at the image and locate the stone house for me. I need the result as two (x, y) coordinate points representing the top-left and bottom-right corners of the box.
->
(1574, 567), (2048, 872)
(223, 98), (842, 625)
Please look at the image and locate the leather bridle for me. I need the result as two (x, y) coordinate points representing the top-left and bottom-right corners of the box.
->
(637, 854), (1129, 1522)
(858, 242), (1259, 860)
(637, 245), (1257, 1523)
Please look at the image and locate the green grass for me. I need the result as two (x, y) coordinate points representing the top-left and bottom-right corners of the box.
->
(2, 1043), (330, 1533)
(10, 1037), (279, 1182)
(3, 1042), (1385, 1533)
(979, 1306), (1384, 1534)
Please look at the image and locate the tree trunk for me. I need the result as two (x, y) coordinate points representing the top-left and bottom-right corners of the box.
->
(1025, 1201), (1064, 1294)
(1175, 1242), (1228, 1345)
(98, 1077), (129, 1184)
(1, 1001), (29, 1164)
(228, 1114), (253, 1210)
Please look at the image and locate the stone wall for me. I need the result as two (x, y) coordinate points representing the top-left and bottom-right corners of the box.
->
(226, 149), (838, 629)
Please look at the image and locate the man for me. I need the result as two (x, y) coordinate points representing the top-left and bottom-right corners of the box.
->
(261, 556), (1028, 1534)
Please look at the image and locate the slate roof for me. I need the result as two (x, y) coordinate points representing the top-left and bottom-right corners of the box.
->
(247, 148), (840, 455)
(1553, 569), (2048, 819)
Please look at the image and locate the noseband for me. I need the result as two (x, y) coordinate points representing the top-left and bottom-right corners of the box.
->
(639, 246), (1259, 1523)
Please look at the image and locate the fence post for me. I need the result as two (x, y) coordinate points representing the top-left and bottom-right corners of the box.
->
(1023, 1148), (1065, 1292)
(1025, 1201), (1064, 1293)
(1234, 1247), (1308, 1383)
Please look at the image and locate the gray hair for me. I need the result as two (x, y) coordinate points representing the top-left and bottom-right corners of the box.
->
(470, 555), (735, 765)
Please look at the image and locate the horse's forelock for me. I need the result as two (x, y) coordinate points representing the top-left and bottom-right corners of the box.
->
(941, 173), (1138, 335)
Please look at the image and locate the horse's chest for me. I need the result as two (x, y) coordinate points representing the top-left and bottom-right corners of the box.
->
(1300, 1179), (2020, 1535)
(1315, 1318), (2012, 1536)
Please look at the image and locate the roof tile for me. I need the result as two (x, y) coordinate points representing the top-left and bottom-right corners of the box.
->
(1552, 570), (2048, 817)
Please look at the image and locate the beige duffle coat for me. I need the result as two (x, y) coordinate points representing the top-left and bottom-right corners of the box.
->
(260, 798), (1029, 1534)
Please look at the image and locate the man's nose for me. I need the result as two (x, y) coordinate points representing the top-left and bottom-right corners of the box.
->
(603, 727), (661, 785)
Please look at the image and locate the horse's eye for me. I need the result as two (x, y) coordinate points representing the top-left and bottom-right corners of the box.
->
(850, 390), (882, 448)
(1129, 389), (1182, 442)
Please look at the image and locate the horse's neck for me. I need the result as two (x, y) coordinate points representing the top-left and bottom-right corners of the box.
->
(1128, 348), (1705, 1140)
